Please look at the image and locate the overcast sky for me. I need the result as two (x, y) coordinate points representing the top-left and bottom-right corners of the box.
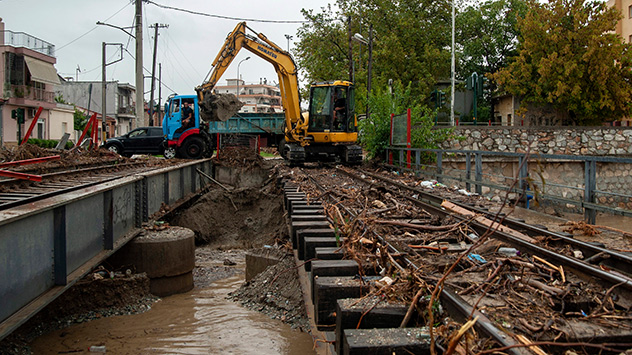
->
(1, 0), (333, 102)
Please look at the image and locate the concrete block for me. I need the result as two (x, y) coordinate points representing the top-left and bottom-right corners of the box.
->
(297, 230), (335, 260)
(342, 328), (431, 355)
(311, 260), (359, 300)
(313, 276), (369, 330)
(291, 215), (327, 223)
(303, 237), (339, 266)
(315, 247), (344, 261)
(290, 221), (331, 249)
(335, 298), (409, 355)
(245, 249), (285, 281)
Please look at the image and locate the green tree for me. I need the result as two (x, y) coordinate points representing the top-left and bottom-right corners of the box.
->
(74, 108), (88, 131)
(296, 0), (452, 112)
(359, 82), (453, 159)
(493, 0), (632, 125)
(457, 0), (527, 121)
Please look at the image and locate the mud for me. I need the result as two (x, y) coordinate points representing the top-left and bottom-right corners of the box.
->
(169, 182), (287, 248)
(199, 93), (243, 122)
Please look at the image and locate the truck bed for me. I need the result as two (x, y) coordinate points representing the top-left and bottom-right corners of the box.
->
(207, 113), (285, 135)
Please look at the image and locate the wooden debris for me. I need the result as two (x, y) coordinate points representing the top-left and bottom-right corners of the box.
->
(441, 201), (535, 243)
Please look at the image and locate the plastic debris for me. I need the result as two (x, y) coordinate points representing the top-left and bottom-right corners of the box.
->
(498, 247), (519, 257)
(468, 254), (487, 264)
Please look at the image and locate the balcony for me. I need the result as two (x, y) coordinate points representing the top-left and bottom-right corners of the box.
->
(8, 84), (54, 103)
(3, 30), (55, 57)
(118, 106), (136, 116)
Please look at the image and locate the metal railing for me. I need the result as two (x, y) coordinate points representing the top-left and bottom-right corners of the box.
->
(2, 30), (55, 57)
(118, 106), (135, 115)
(9, 84), (54, 103)
(385, 147), (632, 224)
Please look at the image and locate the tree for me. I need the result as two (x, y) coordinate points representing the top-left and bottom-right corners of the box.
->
(74, 108), (88, 131)
(359, 82), (453, 159)
(296, 0), (452, 112)
(457, 0), (527, 121)
(493, 0), (632, 125)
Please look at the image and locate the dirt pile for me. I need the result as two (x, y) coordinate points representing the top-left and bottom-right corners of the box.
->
(199, 93), (243, 122)
(229, 254), (310, 331)
(169, 184), (287, 248)
(215, 145), (265, 169)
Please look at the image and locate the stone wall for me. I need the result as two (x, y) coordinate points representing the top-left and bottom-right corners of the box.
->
(402, 127), (632, 214)
(441, 126), (632, 156)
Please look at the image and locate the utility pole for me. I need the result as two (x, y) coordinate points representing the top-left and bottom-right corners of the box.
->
(149, 23), (168, 126)
(450, 0), (456, 126)
(135, 0), (144, 128)
(367, 24), (373, 120)
(348, 16), (353, 83)
(158, 63), (162, 124)
(102, 43), (123, 144)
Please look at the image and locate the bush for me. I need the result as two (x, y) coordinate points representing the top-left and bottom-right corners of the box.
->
(358, 81), (456, 160)
(27, 138), (73, 149)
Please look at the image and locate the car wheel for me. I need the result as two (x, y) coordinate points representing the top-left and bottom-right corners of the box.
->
(163, 146), (177, 159)
(182, 137), (206, 159)
(107, 144), (122, 155)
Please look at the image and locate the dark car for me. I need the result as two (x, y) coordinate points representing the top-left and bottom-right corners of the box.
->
(102, 127), (165, 157)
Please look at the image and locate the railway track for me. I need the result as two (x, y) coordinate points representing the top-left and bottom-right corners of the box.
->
(0, 160), (178, 211)
(285, 164), (632, 354)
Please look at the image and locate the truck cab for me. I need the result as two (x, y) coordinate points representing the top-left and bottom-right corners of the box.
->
(162, 94), (213, 159)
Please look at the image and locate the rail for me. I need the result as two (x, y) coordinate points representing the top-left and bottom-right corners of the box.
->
(385, 147), (632, 224)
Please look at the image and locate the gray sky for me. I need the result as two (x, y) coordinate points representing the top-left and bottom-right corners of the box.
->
(0, 0), (333, 102)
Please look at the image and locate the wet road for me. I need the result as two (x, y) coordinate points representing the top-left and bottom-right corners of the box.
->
(30, 274), (316, 354)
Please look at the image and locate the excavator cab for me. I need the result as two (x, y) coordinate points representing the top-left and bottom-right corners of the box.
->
(307, 83), (356, 134)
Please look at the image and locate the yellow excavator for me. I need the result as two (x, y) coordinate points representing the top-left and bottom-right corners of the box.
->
(196, 21), (362, 164)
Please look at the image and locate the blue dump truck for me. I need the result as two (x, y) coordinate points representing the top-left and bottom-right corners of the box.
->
(162, 94), (284, 159)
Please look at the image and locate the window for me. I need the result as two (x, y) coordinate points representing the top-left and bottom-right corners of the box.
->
(629, 5), (632, 18)
(62, 122), (67, 133)
(629, 34), (632, 44)
(37, 119), (45, 139)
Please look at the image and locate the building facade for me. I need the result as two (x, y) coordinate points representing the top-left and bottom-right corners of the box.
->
(608, 0), (632, 43)
(214, 78), (282, 113)
(0, 18), (63, 146)
(55, 80), (136, 137)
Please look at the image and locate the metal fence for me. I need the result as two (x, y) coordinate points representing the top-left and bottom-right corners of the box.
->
(385, 147), (632, 224)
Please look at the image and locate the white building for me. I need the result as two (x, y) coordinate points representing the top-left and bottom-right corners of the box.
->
(214, 78), (282, 113)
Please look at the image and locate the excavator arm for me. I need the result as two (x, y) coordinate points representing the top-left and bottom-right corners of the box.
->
(196, 22), (306, 142)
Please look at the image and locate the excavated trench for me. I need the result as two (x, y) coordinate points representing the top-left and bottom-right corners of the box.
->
(1, 161), (317, 354)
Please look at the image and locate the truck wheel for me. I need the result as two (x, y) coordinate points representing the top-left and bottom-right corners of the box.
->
(182, 137), (205, 159)
(163, 146), (177, 159)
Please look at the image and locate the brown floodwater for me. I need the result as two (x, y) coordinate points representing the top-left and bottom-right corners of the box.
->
(30, 274), (316, 354)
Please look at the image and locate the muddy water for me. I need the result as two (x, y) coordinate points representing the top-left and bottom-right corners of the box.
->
(30, 274), (316, 354)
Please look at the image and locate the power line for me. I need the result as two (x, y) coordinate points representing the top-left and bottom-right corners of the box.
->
(123, 47), (177, 93)
(144, 0), (307, 24)
(57, 2), (132, 52)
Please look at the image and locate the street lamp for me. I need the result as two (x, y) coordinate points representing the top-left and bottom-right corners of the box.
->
(352, 25), (373, 119)
(236, 57), (250, 98)
(284, 34), (293, 52)
(96, 20), (143, 129)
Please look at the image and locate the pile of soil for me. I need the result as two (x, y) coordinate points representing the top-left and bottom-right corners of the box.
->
(169, 182), (287, 248)
(215, 145), (265, 169)
(199, 93), (243, 122)
(229, 254), (310, 331)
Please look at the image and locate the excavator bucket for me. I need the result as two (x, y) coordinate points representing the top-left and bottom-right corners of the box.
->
(199, 92), (244, 122)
